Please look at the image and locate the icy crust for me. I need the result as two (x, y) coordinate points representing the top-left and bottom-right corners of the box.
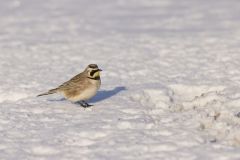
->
(1, 83), (240, 159)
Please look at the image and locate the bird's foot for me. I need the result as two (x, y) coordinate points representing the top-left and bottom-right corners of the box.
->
(77, 101), (93, 108)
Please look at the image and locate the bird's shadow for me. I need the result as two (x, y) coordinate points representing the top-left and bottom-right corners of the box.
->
(89, 86), (127, 103)
(47, 86), (127, 103)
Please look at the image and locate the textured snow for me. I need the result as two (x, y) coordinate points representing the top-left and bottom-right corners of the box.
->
(1, 0), (240, 159)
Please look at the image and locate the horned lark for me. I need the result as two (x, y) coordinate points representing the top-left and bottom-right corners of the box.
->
(37, 64), (102, 107)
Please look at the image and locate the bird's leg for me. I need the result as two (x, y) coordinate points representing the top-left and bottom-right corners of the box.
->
(82, 101), (93, 107)
(77, 101), (93, 108)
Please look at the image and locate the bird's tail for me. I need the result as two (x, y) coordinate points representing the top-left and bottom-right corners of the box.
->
(37, 88), (59, 97)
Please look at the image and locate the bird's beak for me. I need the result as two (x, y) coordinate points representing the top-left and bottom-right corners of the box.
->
(98, 69), (102, 71)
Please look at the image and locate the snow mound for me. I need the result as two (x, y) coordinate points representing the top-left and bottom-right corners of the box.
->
(129, 84), (240, 147)
(169, 84), (240, 146)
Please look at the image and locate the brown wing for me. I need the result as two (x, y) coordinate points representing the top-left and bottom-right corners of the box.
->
(57, 72), (87, 91)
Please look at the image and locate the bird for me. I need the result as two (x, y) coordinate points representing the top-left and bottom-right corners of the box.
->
(37, 64), (102, 108)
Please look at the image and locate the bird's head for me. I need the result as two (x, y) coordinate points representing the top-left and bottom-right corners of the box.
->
(85, 64), (102, 80)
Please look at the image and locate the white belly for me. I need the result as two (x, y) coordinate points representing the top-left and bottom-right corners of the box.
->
(68, 79), (100, 102)
(69, 86), (98, 102)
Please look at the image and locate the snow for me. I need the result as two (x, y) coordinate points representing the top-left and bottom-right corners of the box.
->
(1, 0), (240, 159)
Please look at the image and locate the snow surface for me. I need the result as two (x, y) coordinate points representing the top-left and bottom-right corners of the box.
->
(1, 0), (240, 159)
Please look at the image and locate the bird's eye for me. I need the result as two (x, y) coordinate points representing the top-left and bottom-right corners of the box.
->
(90, 70), (96, 76)
(90, 71), (94, 76)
